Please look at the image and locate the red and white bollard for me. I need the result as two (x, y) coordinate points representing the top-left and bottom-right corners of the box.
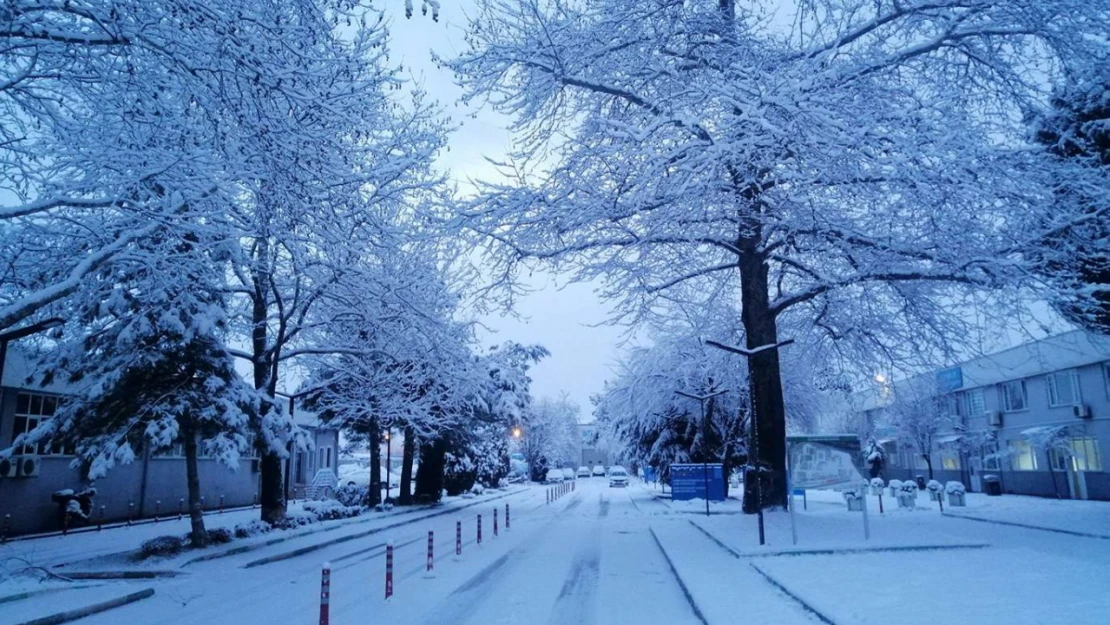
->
(456, 520), (462, 556)
(427, 531), (434, 572)
(506, 503), (511, 530)
(385, 542), (394, 599)
(477, 514), (483, 545)
(493, 508), (499, 537)
(319, 563), (331, 625)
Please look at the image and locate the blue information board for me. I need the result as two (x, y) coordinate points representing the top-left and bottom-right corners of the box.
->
(670, 463), (725, 501)
(643, 466), (657, 483)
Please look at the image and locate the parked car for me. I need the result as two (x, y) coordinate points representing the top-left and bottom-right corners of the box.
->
(609, 466), (630, 487)
(592, 465), (605, 476)
(562, 467), (576, 480)
(577, 466), (591, 478)
(545, 470), (564, 484)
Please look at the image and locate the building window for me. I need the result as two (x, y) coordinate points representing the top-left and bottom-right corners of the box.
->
(982, 443), (1001, 471)
(1046, 370), (1081, 407)
(941, 452), (961, 470)
(1049, 437), (1103, 472)
(1009, 440), (1038, 471)
(1000, 380), (1028, 412)
(12, 393), (73, 455)
(966, 389), (985, 415)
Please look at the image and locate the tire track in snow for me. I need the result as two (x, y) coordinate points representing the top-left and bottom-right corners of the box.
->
(546, 530), (601, 625)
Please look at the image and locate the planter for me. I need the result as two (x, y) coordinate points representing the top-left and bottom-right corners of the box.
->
(947, 491), (966, 507)
(928, 491), (941, 502)
(846, 497), (863, 512)
(897, 493), (917, 509)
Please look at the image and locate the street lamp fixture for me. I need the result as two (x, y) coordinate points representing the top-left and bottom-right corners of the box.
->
(0, 317), (66, 393)
(512, 427), (522, 439)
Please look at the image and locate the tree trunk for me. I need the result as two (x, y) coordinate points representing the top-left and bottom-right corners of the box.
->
(182, 422), (208, 549)
(737, 246), (788, 511)
(924, 455), (934, 481)
(249, 244), (287, 525)
(398, 426), (415, 505)
(368, 421), (382, 507)
(414, 437), (447, 502)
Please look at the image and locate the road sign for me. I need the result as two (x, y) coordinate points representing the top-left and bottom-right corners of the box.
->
(670, 463), (725, 501)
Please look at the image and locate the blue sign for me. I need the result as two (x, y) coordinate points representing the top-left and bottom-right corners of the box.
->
(643, 467), (657, 483)
(670, 463), (725, 501)
(936, 367), (963, 392)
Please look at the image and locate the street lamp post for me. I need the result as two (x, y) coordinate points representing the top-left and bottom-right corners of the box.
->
(674, 388), (729, 517)
(384, 429), (391, 503)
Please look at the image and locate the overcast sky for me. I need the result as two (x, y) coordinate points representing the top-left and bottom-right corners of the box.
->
(388, 5), (626, 419)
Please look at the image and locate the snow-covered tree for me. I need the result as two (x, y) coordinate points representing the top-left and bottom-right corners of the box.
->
(7, 233), (259, 548)
(522, 395), (580, 480)
(447, 0), (1109, 509)
(1032, 64), (1110, 334)
(863, 438), (886, 480)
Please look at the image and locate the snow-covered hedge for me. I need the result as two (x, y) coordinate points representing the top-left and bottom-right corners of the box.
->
(926, 480), (943, 493)
(334, 484), (368, 508)
(301, 500), (362, 521)
(945, 481), (967, 495)
(870, 477), (885, 489)
(898, 481), (918, 494)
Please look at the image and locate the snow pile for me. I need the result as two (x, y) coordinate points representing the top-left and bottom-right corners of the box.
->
(945, 481), (966, 495)
(300, 500), (362, 521)
(334, 484), (368, 508)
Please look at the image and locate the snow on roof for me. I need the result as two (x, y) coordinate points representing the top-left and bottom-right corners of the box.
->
(1, 345), (73, 394)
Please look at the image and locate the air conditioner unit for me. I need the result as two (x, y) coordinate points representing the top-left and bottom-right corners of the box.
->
(16, 455), (41, 478)
(1073, 404), (1093, 419)
(0, 457), (17, 478)
(987, 411), (1002, 427)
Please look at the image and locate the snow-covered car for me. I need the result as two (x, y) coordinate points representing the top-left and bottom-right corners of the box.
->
(609, 467), (630, 487)
(576, 466), (591, 478)
(562, 467), (576, 480)
(545, 470), (565, 484)
(591, 465), (605, 476)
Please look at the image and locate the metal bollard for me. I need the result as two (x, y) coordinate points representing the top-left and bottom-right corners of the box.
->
(200, 496), (206, 511)
(456, 520), (462, 556)
(98, 505), (105, 531)
(427, 531), (434, 572)
(154, 500), (160, 523)
(493, 508), (498, 537)
(319, 563), (331, 625)
(219, 494), (225, 514)
(385, 542), (394, 599)
(1, 514), (9, 542)
(477, 514), (482, 545)
(127, 502), (134, 526)
(506, 503), (511, 530)
(178, 498), (184, 520)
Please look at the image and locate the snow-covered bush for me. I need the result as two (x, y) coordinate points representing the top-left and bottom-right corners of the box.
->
(233, 520), (273, 539)
(926, 480), (943, 493)
(870, 478), (885, 489)
(470, 483), (486, 496)
(945, 481), (967, 495)
(139, 535), (186, 559)
(444, 451), (478, 496)
(302, 500), (362, 521)
(898, 481), (919, 495)
(206, 528), (233, 545)
(334, 484), (368, 508)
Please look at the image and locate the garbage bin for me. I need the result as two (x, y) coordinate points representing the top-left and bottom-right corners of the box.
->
(983, 475), (1002, 496)
(915, 475), (927, 490)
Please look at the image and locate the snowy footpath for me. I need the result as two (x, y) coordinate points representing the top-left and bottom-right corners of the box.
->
(2, 481), (1109, 625)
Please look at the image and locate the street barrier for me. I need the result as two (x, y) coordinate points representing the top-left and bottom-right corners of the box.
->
(385, 542), (394, 599)
(319, 563), (331, 625)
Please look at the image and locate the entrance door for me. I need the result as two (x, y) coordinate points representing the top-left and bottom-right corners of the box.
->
(969, 456), (983, 493)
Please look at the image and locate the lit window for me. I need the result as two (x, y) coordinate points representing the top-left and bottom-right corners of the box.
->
(1000, 381), (1027, 412)
(12, 392), (72, 455)
(1046, 370), (1081, 407)
(1009, 440), (1038, 471)
(942, 452), (961, 470)
(1049, 437), (1102, 472)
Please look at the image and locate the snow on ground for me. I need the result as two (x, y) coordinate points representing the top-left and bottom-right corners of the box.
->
(3, 479), (1109, 625)
(944, 492), (1110, 536)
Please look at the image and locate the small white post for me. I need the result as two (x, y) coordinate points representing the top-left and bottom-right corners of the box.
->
(860, 481), (871, 540)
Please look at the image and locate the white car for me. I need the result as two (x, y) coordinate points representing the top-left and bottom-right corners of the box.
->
(609, 467), (630, 487)
(545, 470), (564, 484)
(591, 465), (606, 477)
(562, 467), (576, 480)
(576, 466), (591, 478)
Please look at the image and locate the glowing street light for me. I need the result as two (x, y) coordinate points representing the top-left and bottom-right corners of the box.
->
(511, 427), (522, 439)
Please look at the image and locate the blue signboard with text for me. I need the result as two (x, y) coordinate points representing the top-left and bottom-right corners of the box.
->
(936, 367), (963, 392)
(670, 463), (725, 501)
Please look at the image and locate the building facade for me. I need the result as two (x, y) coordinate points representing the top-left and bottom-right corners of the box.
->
(853, 331), (1110, 501)
(578, 422), (607, 468)
(0, 348), (338, 536)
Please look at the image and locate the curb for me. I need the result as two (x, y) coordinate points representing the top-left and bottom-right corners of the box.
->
(0, 586), (102, 607)
(59, 571), (182, 580)
(647, 527), (709, 625)
(13, 588), (155, 625)
(686, 521), (839, 625)
(241, 488), (525, 568)
(942, 512), (1110, 539)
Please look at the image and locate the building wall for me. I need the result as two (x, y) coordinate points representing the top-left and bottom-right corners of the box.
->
(862, 349), (1110, 502)
(0, 385), (334, 536)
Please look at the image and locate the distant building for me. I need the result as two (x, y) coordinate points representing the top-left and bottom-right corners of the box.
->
(0, 346), (338, 536)
(849, 330), (1110, 500)
(578, 422), (607, 468)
